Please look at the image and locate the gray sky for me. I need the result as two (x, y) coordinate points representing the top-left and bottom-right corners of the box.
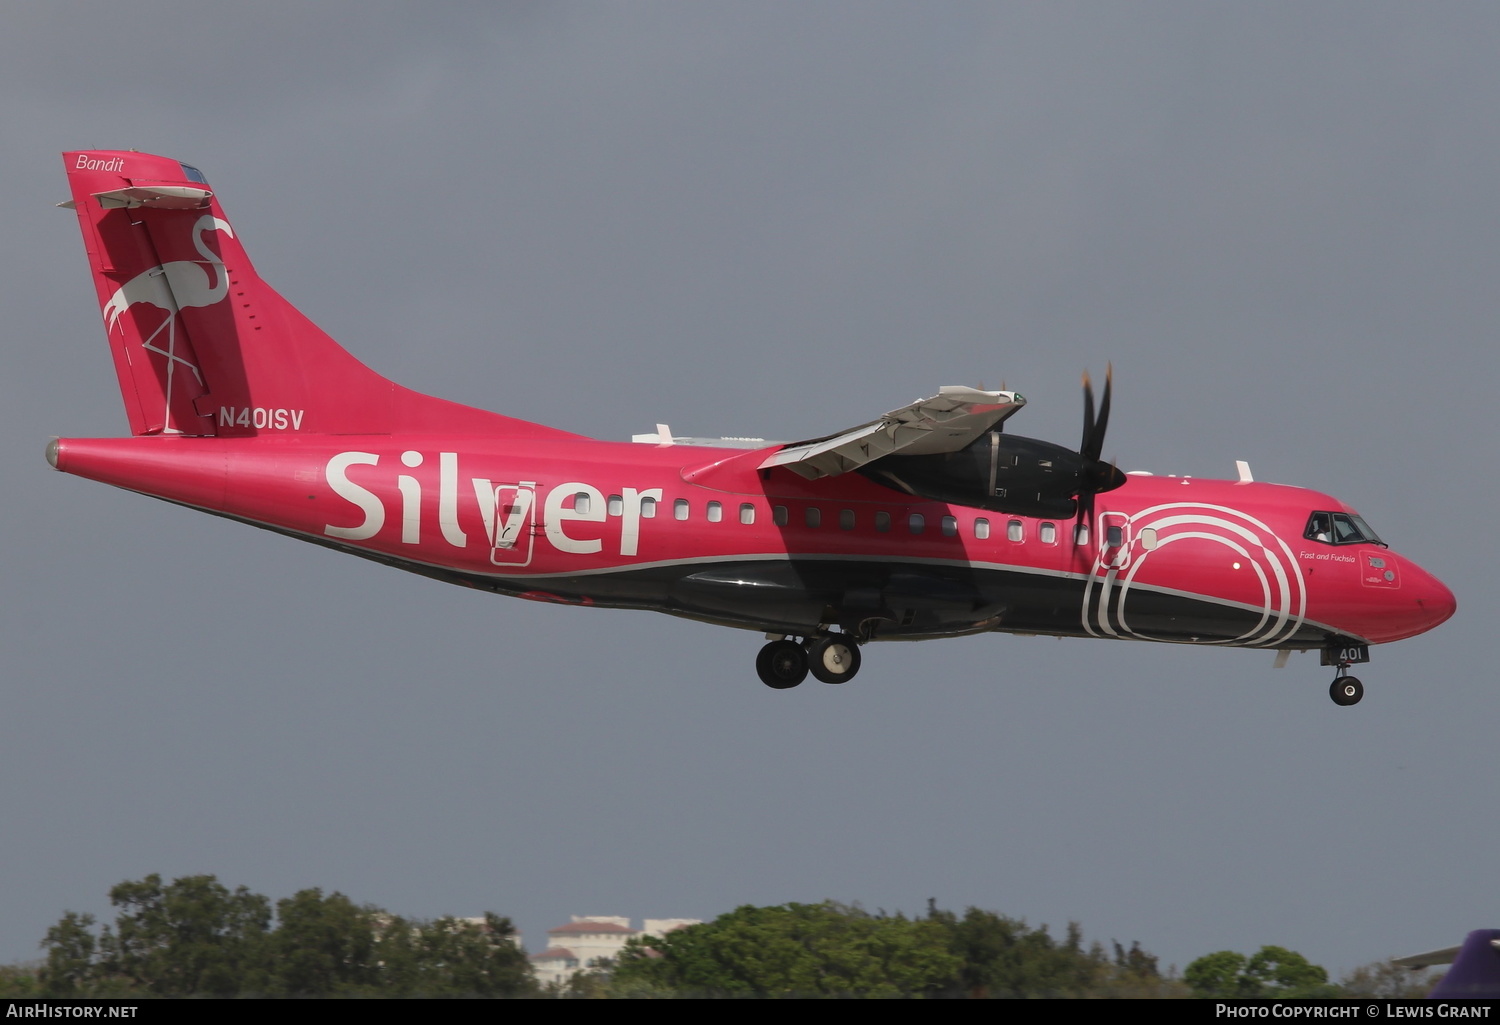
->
(2, 1), (1495, 976)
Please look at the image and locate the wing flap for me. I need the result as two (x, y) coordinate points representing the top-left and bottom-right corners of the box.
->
(760, 386), (1024, 480)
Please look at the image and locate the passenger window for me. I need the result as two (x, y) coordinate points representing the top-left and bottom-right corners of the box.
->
(674, 498), (689, 521)
(773, 505), (788, 526)
(1040, 522), (1056, 544)
(941, 515), (957, 537)
(574, 493), (592, 515)
(707, 501), (723, 523)
(740, 503), (756, 525)
(805, 507), (821, 528)
(640, 497), (657, 518)
(909, 513), (925, 534)
(607, 494), (623, 516)
(1074, 524), (1089, 546)
(840, 510), (855, 531)
(875, 512), (891, 533)
(1007, 520), (1023, 542)
(974, 518), (990, 540)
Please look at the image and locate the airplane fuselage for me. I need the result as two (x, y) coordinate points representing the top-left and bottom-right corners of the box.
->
(49, 148), (1455, 701)
(51, 433), (1452, 651)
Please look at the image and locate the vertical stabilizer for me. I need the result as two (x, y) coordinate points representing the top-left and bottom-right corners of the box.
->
(1429, 930), (1500, 998)
(62, 150), (577, 440)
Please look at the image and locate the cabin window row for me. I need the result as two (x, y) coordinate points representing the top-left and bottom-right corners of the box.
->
(573, 491), (1110, 546)
(770, 506), (1100, 545)
(579, 493), (758, 524)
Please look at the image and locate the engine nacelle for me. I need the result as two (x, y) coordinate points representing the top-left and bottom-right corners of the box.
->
(858, 432), (1122, 519)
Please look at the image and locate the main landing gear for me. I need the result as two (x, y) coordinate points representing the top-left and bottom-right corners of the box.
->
(756, 634), (863, 689)
(1322, 643), (1370, 707)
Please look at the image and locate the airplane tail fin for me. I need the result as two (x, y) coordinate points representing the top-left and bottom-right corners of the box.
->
(1428, 930), (1500, 998)
(61, 150), (574, 439)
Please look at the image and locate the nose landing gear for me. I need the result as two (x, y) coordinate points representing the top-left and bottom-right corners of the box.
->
(1322, 643), (1370, 707)
(756, 634), (863, 689)
(1330, 674), (1363, 706)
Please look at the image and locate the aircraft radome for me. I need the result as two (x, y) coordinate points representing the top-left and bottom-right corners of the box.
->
(48, 151), (1456, 703)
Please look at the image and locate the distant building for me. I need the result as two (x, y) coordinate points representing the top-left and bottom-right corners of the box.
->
(529, 915), (700, 988)
(529, 945), (581, 986)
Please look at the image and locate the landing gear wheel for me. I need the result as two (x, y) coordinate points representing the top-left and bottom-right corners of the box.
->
(757, 640), (808, 689)
(807, 635), (862, 684)
(1330, 676), (1364, 706)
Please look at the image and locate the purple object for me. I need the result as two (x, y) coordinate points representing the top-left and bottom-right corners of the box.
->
(1430, 930), (1500, 998)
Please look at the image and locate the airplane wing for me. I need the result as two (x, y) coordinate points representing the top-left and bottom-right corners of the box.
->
(1395, 930), (1500, 999)
(1392, 946), (1464, 969)
(759, 386), (1024, 480)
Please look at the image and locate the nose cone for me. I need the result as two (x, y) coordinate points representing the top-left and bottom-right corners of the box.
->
(1395, 557), (1457, 640)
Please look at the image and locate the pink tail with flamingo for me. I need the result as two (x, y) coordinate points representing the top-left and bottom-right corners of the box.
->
(62, 150), (573, 440)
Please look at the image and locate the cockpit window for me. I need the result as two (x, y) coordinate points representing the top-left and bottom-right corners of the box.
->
(179, 163), (209, 184)
(1305, 511), (1386, 547)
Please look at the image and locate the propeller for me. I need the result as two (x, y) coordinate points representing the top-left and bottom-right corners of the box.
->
(1077, 365), (1126, 522)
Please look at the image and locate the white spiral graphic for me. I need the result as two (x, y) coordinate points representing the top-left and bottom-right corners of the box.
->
(1082, 502), (1306, 646)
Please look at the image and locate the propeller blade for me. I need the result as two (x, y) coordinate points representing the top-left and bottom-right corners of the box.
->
(1089, 364), (1112, 462)
(1081, 371), (1096, 453)
(1077, 365), (1123, 511)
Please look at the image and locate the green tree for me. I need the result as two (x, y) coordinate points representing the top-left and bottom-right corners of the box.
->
(1114, 939), (1160, 979)
(613, 902), (962, 998)
(1244, 945), (1331, 996)
(609, 900), (1178, 999)
(268, 888), (380, 996)
(36, 875), (534, 998)
(1096, 939), (1188, 998)
(1339, 958), (1439, 999)
(39, 912), (102, 997)
(1184, 950), (1249, 997)
(929, 906), (1102, 997)
(1186, 946), (1332, 998)
(0, 964), (42, 998)
(376, 913), (532, 997)
(101, 874), (272, 996)
(548, 961), (617, 999)
(922, 904), (1179, 998)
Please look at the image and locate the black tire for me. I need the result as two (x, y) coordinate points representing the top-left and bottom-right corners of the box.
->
(756, 640), (807, 689)
(807, 635), (862, 684)
(1330, 676), (1364, 706)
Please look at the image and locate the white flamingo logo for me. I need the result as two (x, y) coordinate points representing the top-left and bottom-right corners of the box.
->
(101, 214), (234, 433)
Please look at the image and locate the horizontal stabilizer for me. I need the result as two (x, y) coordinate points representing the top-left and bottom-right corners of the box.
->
(61, 185), (216, 211)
